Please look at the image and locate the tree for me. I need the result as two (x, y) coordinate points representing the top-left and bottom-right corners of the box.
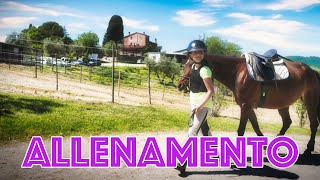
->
(43, 37), (65, 57)
(62, 26), (73, 45)
(74, 32), (99, 62)
(102, 40), (114, 57)
(205, 36), (242, 116)
(146, 54), (181, 84)
(5, 31), (21, 45)
(23, 26), (42, 50)
(103, 15), (124, 46)
(38, 21), (64, 40)
(206, 36), (242, 56)
(70, 40), (85, 60)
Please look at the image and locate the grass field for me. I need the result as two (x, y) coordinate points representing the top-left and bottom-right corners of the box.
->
(0, 92), (314, 143)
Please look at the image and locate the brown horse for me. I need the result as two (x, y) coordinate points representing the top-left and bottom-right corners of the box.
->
(177, 54), (320, 155)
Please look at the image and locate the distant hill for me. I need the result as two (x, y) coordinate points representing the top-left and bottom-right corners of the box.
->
(286, 56), (320, 67)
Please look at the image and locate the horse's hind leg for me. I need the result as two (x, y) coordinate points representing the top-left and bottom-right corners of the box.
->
(248, 109), (263, 136)
(238, 103), (251, 136)
(303, 95), (319, 155)
(277, 107), (292, 136)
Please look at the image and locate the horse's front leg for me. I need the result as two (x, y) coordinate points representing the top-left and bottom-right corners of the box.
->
(238, 103), (251, 136)
(248, 109), (264, 136)
(277, 107), (292, 136)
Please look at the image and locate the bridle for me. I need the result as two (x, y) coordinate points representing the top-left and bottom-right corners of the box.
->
(179, 75), (190, 80)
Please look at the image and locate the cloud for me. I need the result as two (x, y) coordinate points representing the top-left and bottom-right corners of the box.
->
(211, 13), (320, 55)
(261, 0), (320, 10)
(271, 14), (282, 19)
(0, 17), (37, 28)
(122, 17), (159, 31)
(202, 0), (237, 7)
(227, 13), (260, 21)
(66, 23), (90, 35)
(172, 10), (215, 27)
(1, 1), (83, 17)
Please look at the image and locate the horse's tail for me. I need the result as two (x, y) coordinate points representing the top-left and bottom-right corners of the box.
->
(315, 70), (320, 122)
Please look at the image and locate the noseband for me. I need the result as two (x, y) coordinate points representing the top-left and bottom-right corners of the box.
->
(179, 75), (190, 80)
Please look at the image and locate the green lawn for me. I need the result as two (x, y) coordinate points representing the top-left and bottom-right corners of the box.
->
(0, 92), (314, 142)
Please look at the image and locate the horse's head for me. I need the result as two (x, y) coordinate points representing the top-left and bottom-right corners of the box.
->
(177, 59), (193, 92)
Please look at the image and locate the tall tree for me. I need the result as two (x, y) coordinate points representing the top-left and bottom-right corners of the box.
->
(38, 21), (64, 40)
(103, 15), (124, 46)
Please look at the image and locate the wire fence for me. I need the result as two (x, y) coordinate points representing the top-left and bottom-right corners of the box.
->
(0, 48), (186, 105)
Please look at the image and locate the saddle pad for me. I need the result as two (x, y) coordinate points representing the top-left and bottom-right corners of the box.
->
(242, 53), (289, 82)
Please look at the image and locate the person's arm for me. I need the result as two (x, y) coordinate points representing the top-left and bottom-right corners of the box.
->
(194, 78), (214, 113)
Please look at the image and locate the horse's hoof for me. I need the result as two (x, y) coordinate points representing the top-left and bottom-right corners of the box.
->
(276, 134), (283, 136)
(262, 145), (267, 151)
(175, 163), (187, 174)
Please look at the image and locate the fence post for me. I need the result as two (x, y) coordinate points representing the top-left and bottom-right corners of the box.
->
(41, 51), (44, 73)
(89, 65), (92, 81)
(162, 80), (166, 100)
(8, 52), (11, 69)
(112, 43), (115, 103)
(148, 63), (151, 105)
(20, 51), (23, 68)
(64, 60), (67, 74)
(55, 53), (58, 91)
(34, 51), (38, 78)
(80, 65), (83, 83)
(118, 70), (121, 97)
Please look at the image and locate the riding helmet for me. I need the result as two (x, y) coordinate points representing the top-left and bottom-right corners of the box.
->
(187, 40), (207, 53)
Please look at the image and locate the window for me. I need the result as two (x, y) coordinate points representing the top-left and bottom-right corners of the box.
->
(14, 48), (19, 54)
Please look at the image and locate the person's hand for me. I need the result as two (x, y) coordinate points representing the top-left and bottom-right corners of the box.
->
(193, 105), (203, 114)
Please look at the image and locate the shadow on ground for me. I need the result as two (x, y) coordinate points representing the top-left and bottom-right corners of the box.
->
(0, 94), (63, 116)
(177, 153), (320, 179)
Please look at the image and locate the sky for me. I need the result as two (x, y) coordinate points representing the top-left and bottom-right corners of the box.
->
(0, 0), (320, 56)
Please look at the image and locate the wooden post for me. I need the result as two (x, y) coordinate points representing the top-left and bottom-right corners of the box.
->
(8, 52), (11, 69)
(148, 63), (151, 104)
(162, 80), (165, 100)
(20, 51), (23, 66)
(80, 65), (83, 83)
(89, 66), (92, 81)
(64, 60), (67, 74)
(34, 52), (37, 78)
(112, 43), (115, 103)
(41, 51), (44, 73)
(55, 54), (58, 91)
(117, 70), (121, 97)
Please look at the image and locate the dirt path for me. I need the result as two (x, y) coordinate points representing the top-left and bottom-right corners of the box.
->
(0, 131), (319, 180)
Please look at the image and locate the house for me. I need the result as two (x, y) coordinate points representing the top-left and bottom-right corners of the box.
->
(0, 42), (42, 65)
(0, 42), (24, 63)
(122, 32), (160, 58)
(147, 52), (161, 63)
(147, 49), (187, 64)
(165, 49), (187, 64)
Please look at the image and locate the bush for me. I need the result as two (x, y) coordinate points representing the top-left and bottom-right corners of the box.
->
(211, 81), (228, 117)
(294, 99), (307, 127)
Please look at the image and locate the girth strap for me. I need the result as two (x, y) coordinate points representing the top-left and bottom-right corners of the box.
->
(259, 83), (268, 107)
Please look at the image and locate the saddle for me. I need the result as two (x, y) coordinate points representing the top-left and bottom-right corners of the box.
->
(242, 49), (289, 82)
